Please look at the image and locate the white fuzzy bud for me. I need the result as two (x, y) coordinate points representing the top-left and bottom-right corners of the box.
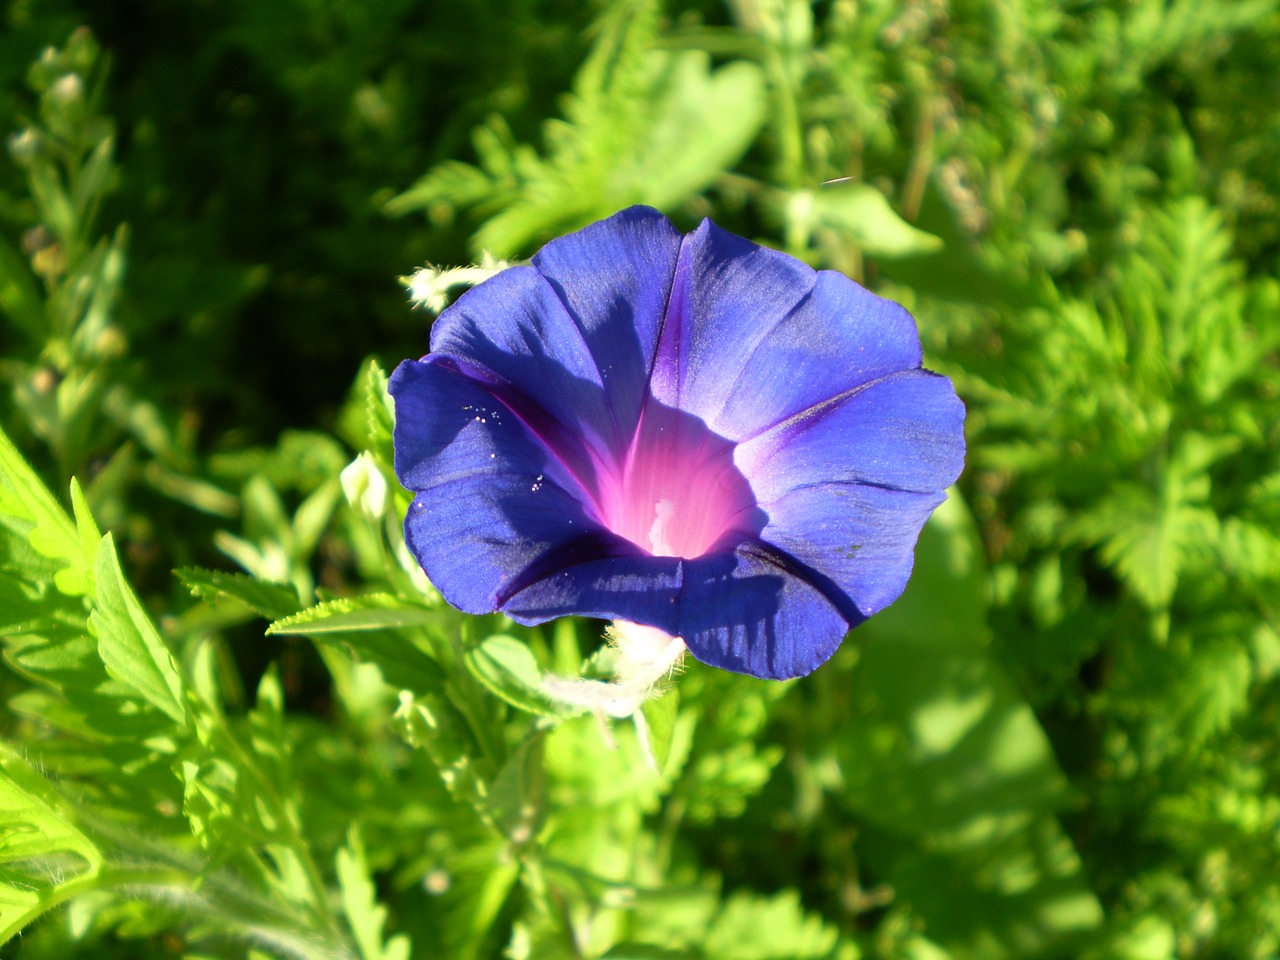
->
(340, 452), (389, 518)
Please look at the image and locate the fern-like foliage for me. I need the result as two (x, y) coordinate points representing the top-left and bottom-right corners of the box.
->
(387, 0), (766, 256)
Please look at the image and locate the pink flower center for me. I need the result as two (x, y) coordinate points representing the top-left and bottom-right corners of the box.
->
(591, 403), (757, 559)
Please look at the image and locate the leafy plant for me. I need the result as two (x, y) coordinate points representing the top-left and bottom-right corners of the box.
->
(2, 2), (1280, 958)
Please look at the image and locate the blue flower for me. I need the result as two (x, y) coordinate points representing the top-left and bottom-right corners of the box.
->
(391, 207), (965, 679)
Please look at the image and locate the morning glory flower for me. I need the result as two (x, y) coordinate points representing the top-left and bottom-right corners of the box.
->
(390, 206), (965, 680)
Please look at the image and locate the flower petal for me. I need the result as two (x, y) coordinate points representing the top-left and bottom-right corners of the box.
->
(390, 356), (606, 615)
(708, 270), (925, 441)
(647, 220), (816, 421)
(757, 483), (947, 620)
(529, 206), (685, 442)
(738, 369), (966, 618)
(738, 369), (966, 498)
(428, 265), (619, 473)
(679, 543), (852, 678)
(500, 538), (849, 680)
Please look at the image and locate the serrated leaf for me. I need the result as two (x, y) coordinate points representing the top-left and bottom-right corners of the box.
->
(176, 566), (301, 620)
(364, 361), (395, 464)
(704, 890), (844, 960)
(67, 478), (102, 556)
(0, 572), (72, 634)
(267, 594), (444, 635)
(268, 595), (446, 692)
(88, 533), (187, 725)
(1173, 639), (1251, 744)
(1215, 518), (1280, 581)
(337, 828), (411, 960)
(1070, 483), (1218, 609)
(3, 626), (174, 744)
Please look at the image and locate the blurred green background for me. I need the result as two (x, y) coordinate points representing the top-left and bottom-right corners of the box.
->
(2, 0), (1279, 958)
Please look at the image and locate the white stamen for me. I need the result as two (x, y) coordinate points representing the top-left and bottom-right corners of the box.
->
(648, 498), (676, 556)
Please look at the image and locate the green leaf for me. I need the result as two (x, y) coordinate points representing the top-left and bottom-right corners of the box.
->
(391, 1), (766, 257)
(1070, 482), (1218, 610)
(797, 181), (944, 258)
(0, 572), (74, 634)
(703, 890), (850, 960)
(267, 594), (444, 635)
(88, 533), (188, 725)
(464, 634), (563, 717)
(268, 595), (446, 692)
(336, 828), (411, 960)
(1171, 638), (1252, 745)
(338, 358), (396, 466)
(437, 838), (520, 960)
(4, 627), (177, 745)
(486, 732), (546, 841)
(616, 56), (766, 210)
(177, 566), (301, 620)
(67, 478), (102, 555)
(640, 688), (680, 776)
(838, 635), (1102, 955)
(0, 424), (91, 592)
(0, 744), (103, 946)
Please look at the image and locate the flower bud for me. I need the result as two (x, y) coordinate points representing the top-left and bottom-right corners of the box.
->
(340, 452), (389, 518)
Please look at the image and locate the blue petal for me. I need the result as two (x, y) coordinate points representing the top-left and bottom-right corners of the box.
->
(679, 543), (852, 678)
(529, 206), (685, 443)
(499, 551), (686, 628)
(390, 357), (606, 615)
(500, 538), (850, 680)
(756, 484), (946, 620)
(738, 369), (966, 618)
(428, 266), (619, 475)
(647, 220), (816, 419)
(738, 369), (966, 497)
(691, 267), (931, 440)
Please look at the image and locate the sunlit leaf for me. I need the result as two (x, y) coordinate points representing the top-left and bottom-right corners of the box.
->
(88, 534), (187, 725)
(0, 745), (102, 946)
(465, 635), (563, 717)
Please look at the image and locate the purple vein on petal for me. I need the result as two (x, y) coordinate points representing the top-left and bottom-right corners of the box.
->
(646, 228), (697, 412)
(735, 369), (905, 448)
(493, 529), (650, 609)
(702, 281), (819, 432)
(736, 536), (865, 633)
